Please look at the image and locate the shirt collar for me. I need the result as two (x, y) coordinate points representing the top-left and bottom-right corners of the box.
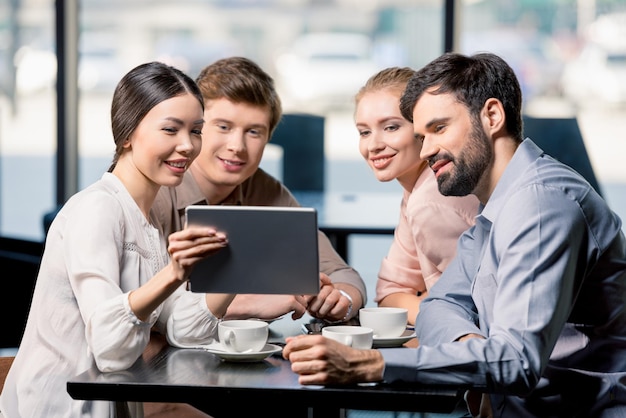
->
(480, 138), (543, 224)
(174, 171), (244, 211)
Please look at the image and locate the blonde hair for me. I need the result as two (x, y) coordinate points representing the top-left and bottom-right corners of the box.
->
(354, 66), (415, 106)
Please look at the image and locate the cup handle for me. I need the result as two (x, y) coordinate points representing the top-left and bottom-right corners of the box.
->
(223, 329), (236, 351)
(345, 335), (353, 347)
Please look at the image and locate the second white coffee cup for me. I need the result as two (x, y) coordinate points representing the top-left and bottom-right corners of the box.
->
(358, 307), (408, 338)
(322, 325), (373, 349)
(218, 319), (268, 353)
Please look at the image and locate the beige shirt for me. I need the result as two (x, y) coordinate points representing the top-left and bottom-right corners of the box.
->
(152, 168), (367, 303)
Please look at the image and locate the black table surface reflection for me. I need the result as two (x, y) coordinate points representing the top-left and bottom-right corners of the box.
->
(67, 341), (463, 418)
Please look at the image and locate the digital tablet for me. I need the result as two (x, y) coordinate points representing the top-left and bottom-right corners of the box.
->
(185, 205), (320, 295)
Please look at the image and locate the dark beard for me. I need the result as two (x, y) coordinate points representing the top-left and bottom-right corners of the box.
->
(437, 123), (492, 197)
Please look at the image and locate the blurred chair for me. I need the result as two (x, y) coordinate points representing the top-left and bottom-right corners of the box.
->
(0, 237), (41, 349)
(522, 115), (603, 197)
(270, 112), (325, 192)
(0, 356), (15, 393)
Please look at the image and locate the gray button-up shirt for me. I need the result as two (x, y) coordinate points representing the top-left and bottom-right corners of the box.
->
(382, 139), (626, 417)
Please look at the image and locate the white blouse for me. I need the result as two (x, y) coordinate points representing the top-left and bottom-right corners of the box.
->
(0, 173), (220, 418)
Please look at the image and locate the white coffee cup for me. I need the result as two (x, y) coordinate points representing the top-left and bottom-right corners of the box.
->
(218, 319), (269, 353)
(358, 307), (408, 338)
(322, 325), (373, 349)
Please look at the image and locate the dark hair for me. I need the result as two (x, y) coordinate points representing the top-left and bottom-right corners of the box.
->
(195, 56), (282, 137)
(399, 52), (523, 142)
(108, 61), (204, 171)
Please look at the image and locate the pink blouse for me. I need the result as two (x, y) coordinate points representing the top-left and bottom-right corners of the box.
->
(375, 168), (480, 303)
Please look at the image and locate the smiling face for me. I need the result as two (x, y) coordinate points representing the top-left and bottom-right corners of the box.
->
(412, 90), (492, 198)
(190, 97), (270, 203)
(355, 88), (425, 190)
(122, 93), (204, 190)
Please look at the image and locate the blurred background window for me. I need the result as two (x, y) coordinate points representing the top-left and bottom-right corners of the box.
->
(1, 0), (625, 246)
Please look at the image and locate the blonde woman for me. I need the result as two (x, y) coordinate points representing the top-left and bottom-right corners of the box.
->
(354, 67), (479, 325)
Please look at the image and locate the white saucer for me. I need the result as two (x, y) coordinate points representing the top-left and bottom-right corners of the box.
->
(372, 330), (416, 348)
(204, 343), (283, 362)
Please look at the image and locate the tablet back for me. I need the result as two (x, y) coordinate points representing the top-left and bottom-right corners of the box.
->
(185, 205), (320, 295)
